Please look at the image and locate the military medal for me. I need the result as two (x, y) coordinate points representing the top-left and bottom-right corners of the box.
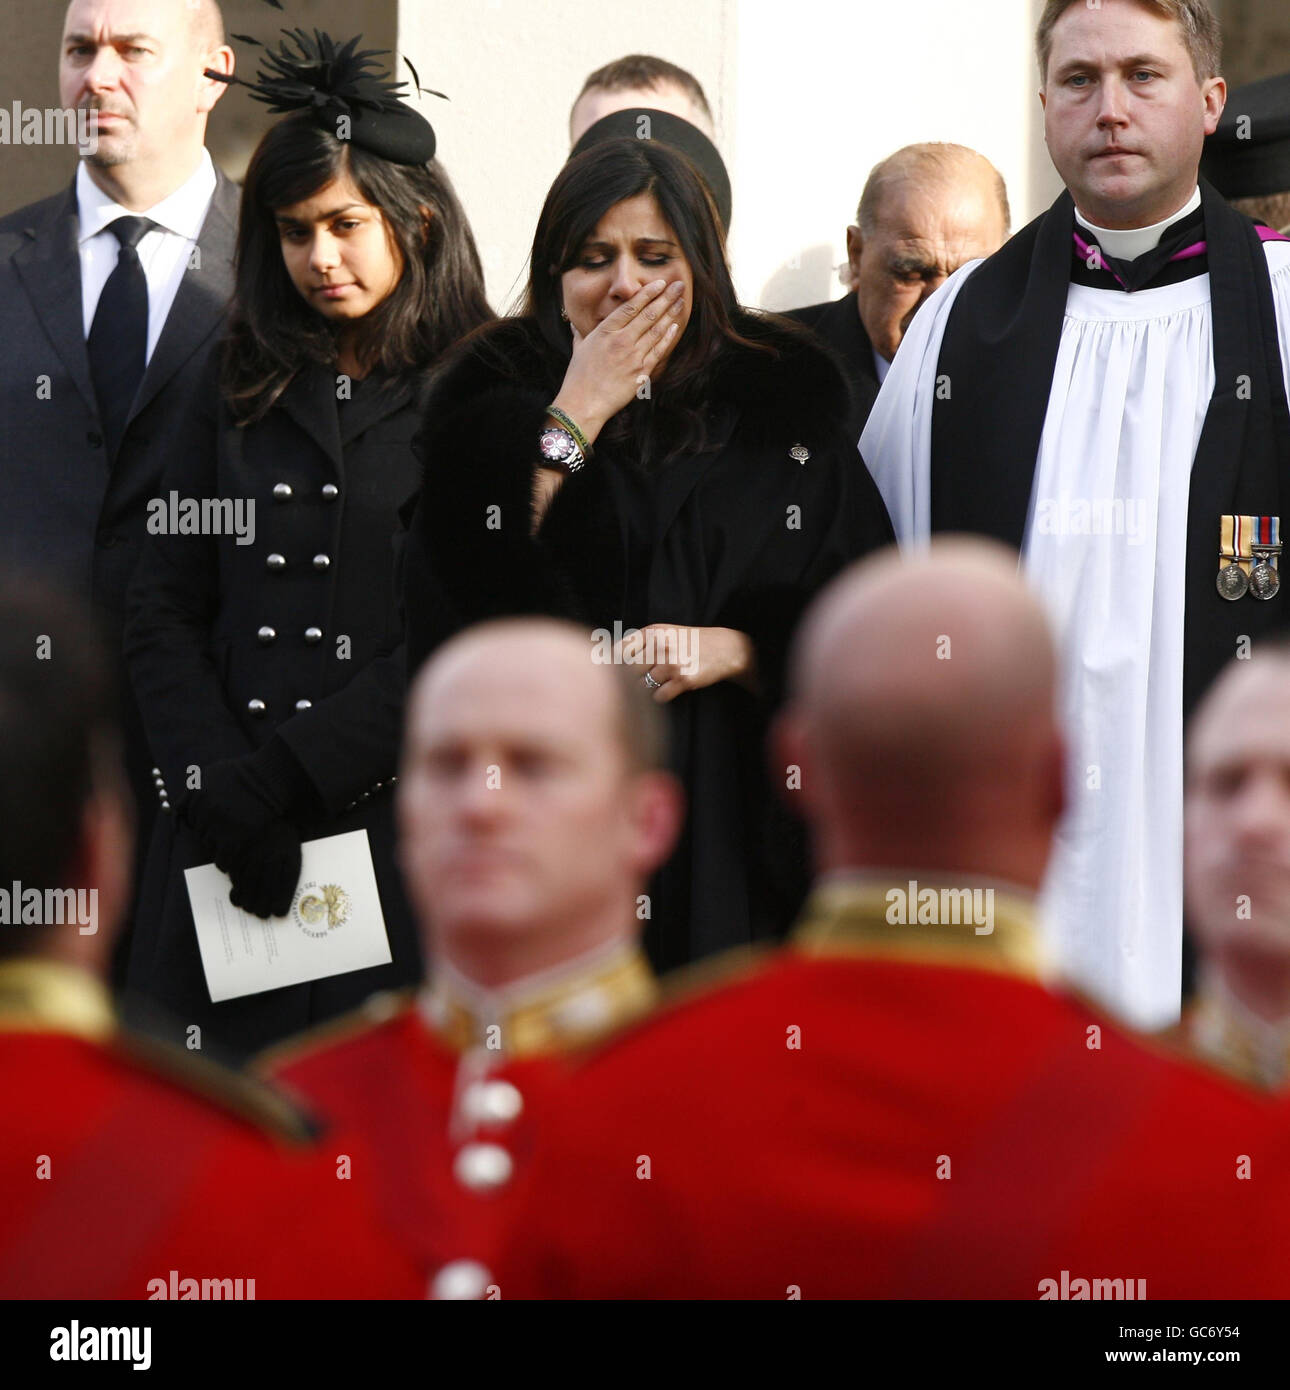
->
(1217, 560), (1249, 600)
(1217, 514), (1250, 600)
(1249, 515), (1281, 601)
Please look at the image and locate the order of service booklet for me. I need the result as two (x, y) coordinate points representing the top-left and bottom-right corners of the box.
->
(184, 829), (392, 1002)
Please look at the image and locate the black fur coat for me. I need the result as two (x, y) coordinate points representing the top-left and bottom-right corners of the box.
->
(404, 310), (893, 969)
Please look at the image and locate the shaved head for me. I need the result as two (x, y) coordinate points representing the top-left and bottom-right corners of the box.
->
(781, 540), (1065, 886)
(188, 0), (225, 52)
(398, 618), (681, 986)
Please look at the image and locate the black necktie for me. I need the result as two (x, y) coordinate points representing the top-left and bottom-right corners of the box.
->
(87, 214), (157, 458)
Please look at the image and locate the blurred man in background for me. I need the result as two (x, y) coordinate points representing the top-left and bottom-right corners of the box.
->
(789, 143), (1010, 442)
(1179, 641), (1290, 1090)
(570, 54), (715, 143)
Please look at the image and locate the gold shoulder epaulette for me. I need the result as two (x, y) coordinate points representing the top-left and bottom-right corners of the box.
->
(252, 988), (414, 1077)
(565, 942), (778, 1064)
(110, 1028), (321, 1147)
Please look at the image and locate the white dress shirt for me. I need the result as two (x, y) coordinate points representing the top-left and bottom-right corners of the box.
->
(76, 149), (218, 363)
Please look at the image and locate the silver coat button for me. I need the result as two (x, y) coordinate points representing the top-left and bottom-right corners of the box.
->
(312, 554), (331, 571)
(257, 626), (277, 645)
(247, 699), (267, 717)
(321, 483), (339, 501)
(453, 1142), (513, 1192)
(304, 626), (323, 644)
(294, 699), (313, 712)
(266, 553), (286, 571)
(273, 483), (293, 502)
(461, 1079), (524, 1128)
(430, 1260), (493, 1301)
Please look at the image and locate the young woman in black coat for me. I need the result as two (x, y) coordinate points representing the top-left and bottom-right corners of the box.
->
(124, 58), (492, 1057)
(404, 138), (894, 973)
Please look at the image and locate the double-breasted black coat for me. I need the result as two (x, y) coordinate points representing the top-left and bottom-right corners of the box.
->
(124, 360), (425, 1058)
(403, 310), (895, 971)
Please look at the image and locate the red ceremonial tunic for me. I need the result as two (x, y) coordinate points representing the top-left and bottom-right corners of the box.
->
(486, 881), (1287, 1299)
(264, 942), (658, 1298)
(0, 958), (420, 1299)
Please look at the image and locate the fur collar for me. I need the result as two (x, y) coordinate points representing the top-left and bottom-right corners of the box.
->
(426, 307), (852, 446)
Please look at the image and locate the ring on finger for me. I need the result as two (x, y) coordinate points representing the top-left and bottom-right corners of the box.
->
(643, 672), (662, 691)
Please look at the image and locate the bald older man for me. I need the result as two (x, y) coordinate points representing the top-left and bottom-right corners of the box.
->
(788, 144), (1010, 441)
(1173, 642), (1290, 1091)
(487, 541), (1283, 1299)
(261, 619), (683, 1298)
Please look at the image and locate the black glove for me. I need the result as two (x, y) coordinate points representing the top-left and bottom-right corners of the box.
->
(182, 741), (314, 919)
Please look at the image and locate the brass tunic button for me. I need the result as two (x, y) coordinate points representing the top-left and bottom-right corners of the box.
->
(429, 1260), (493, 1301)
(321, 483), (339, 501)
(257, 626), (277, 645)
(312, 554), (330, 571)
(461, 1079), (524, 1127)
(247, 699), (267, 717)
(453, 1142), (513, 1193)
(304, 626), (323, 644)
(294, 699), (313, 712)
(273, 483), (293, 502)
(266, 553), (286, 571)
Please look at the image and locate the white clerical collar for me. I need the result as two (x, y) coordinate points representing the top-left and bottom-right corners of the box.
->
(76, 148), (216, 246)
(1074, 185), (1201, 263)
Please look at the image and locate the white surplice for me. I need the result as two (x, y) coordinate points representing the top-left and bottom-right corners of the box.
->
(860, 223), (1290, 1029)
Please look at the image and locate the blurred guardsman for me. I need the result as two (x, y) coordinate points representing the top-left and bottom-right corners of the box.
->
(261, 619), (683, 1298)
(788, 143), (1009, 442)
(486, 542), (1283, 1299)
(1174, 642), (1290, 1090)
(1202, 71), (1290, 234)
(0, 584), (418, 1298)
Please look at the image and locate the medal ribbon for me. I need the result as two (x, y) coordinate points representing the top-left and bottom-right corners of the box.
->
(1219, 514), (1253, 576)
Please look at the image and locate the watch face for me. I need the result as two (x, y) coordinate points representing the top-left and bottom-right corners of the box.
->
(539, 428), (576, 464)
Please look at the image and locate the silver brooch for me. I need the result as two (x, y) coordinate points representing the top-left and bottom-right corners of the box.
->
(789, 444), (810, 465)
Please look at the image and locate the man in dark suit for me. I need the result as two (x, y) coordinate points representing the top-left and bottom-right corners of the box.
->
(788, 143), (1010, 442)
(0, 0), (237, 955)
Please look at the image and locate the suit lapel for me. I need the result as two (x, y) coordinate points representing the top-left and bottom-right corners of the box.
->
(278, 365), (344, 467)
(10, 184), (98, 416)
(338, 375), (414, 446)
(128, 169), (239, 424)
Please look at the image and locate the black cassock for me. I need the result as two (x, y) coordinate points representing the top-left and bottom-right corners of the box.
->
(403, 311), (894, 972)
(123, 361), (424, 1058)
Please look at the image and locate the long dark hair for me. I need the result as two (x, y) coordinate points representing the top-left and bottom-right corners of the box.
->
(223, 111), (492, 423)
(520, 137), (772, 462)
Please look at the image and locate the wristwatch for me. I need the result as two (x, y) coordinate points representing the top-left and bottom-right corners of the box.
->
(538, 425), (586, 474)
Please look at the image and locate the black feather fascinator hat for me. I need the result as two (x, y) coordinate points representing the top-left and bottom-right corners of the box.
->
(207, 25), (445, 166)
